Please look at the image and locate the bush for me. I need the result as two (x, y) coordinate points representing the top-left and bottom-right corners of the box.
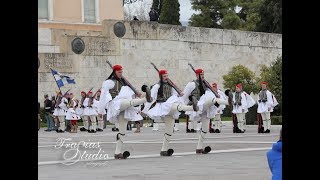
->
(258, 56), (282, 115)
(222, 105), (232, 117)
(271, 116), (282, 125)
(222, 64), (260, 94)
(245, 105), (258, 125)
(39, 108), (46, 123)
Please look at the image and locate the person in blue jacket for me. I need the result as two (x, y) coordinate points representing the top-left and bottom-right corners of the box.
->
(267, 128), (282, 180)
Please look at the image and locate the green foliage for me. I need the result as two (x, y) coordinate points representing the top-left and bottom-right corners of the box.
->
(189, 0), (226, 28)
(189, 0), (281, 33)
(256, 0), (282, 33)
(39, 108), (46, 122)
(222, 64), (260, 94)
(257, 56), (282, 115)
(271, 116), (282, 125)
(152, 0), (160, 12)
(159, 0), (181, 25)
(221, 11), (242, 29)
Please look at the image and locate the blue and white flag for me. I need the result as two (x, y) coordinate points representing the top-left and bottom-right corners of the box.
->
(51, 69), (76, 88)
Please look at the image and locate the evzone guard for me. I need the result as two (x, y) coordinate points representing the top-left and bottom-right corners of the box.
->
(53, 90), (69, 133)
(143, 63), (197, 156)
(257, 81), (278, 133)
(231, 83), (255, 133)
(183, 64), (229, 154)
(82, 90), (99, 133)
(94, 89), (104, 131)
(209, 83), (228, 133)
(65, 93), (81, 133)
(98, 62), (152, 159)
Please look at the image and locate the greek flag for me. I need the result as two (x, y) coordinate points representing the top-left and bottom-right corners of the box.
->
(50, 68), (75, 88)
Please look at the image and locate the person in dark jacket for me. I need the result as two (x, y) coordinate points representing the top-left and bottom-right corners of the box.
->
(149, 8), (159, 22)
(267, 128), (282, 180)
(44, 94), (54, 131)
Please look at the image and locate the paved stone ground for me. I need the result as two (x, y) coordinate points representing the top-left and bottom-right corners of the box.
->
(38, 122), (281, 180)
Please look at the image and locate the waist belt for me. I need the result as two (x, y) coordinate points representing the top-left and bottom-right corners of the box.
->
(156, 100), (166, 103)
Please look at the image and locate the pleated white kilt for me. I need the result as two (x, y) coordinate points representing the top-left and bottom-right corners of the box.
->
(65, 108), (81, 120)
(232, 105), (249, 114)
(75, 107), (84, 116)
(185, 92), (217, 121)
(83, 107), (98, 116)
(147, 95), (180, 122)
(257, 102), (273, 113)
(53, 108), (67, 116)
(106, 86), (142, 124)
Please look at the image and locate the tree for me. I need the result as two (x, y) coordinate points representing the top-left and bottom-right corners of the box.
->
(256, 0), (282, 33)
(159, 0), (181, 25)
(222, 64), (259, 94)
(151, 0), (162, 15)
(189, 0), (226, 28)
(189, 0), (269, 32)
(257, 56), (282, 114)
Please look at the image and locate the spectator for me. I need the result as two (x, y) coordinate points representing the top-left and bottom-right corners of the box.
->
(267, 128), (282, 180)
(44, 94), (54, 131)
(51, 96), (58, 130)
(149, 8), (159, 22)
(133, 16), (139, 21)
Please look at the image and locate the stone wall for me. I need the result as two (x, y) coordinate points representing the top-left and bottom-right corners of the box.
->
(38, 20), (282, 104)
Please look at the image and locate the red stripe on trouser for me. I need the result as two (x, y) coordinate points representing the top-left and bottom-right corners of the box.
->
(232, 114), (238, 128)
(257, 113), (262, 129)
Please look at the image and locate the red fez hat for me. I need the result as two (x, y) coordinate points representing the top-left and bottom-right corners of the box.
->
(195, 68), (204, 74)
(88, 91), (93, 94)
(212, 83), (217, 88)
(113, 64), (123, 71)
(159, 69), (167, 75)
(261, 81), (267, 85)
(236, 83), (242, 88)
(69, 93), (73, 95)
(81, 91), (86, 94)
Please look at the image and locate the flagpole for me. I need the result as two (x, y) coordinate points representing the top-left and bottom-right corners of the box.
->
(50, 68), (62, 93)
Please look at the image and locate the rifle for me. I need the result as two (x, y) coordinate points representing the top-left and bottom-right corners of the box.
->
(55, 89), (71, 108)
(89, 88), (101, 107)
(106, 60), (141, 97)
(87, 87), (93, 96)
(150, 62), (183, 96)
(188, 63), (220, 98)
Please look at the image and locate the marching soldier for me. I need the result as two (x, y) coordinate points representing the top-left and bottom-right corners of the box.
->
(143, 69), (197, 156)
(98, 64), (152, 159)
(94, 89), (104, 131)
(210, 83), (228, 133)
(183, 68), (228, 154)
(65, 93), (81, 133)
(83, 91), (98, 133)
(77, 91), (88, 131)
(257, 82), (278, 133)
(53, 91), (68, 133)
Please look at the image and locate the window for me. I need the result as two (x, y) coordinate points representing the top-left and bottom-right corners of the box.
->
(84, 0), (96, 23)
(38, 0), (48, 19)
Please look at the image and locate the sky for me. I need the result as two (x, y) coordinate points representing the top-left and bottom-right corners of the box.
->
(179, 0), (197, 22)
